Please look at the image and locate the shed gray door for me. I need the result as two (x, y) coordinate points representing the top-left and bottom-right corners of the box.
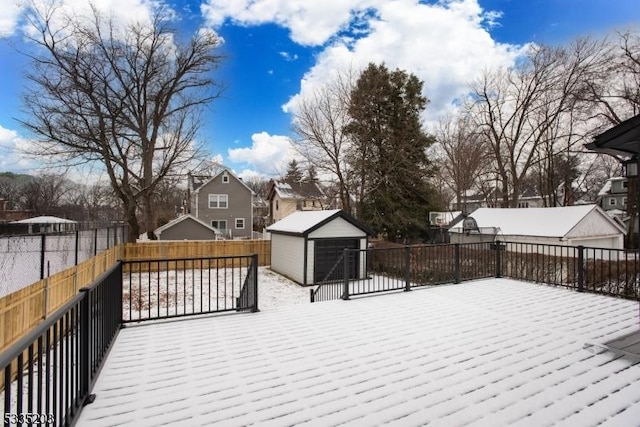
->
(314, 238), (359, 283)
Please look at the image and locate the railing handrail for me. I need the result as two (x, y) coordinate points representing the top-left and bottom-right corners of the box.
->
(124, 254), (256, 263)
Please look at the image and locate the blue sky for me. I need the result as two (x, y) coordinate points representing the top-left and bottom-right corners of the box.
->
(0, 0), (638, 180)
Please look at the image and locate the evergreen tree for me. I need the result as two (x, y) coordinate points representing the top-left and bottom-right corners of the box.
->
(345, 63), (438, 241)
(284, 160), (304, 182)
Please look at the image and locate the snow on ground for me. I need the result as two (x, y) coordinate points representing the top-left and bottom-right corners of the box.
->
(258, 268), (310, 308)
(77, 278), (640, 426)
(124, 267), (309, 321)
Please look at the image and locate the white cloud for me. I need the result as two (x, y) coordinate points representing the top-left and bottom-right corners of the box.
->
(227, 132), (298, 177)
(12, 0), (172, 41)
(0, 125), (38, 172)
(0, 1), (24, 37)
(279, 51), (299, 61)
(279, 0), (527, 125)
(201, 0), (361, 45)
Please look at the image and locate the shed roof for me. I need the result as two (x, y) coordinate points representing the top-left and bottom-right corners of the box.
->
(11, 215), (77, 224)
(267, 209), (373, 236)
(449, 205), (624, 238)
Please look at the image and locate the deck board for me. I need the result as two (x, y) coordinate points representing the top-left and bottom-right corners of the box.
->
(77, 278), (640, 426)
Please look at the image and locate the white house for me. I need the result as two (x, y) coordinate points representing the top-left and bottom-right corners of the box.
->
(266, 209), (373, 285)
(448, 205), (625, 249)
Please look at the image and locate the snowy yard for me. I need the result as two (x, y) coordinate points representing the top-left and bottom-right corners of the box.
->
(78, 278), (640, 426)
(123, 266), (310, 321)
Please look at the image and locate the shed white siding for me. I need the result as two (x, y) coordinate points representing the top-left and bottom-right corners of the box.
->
(308, 217), (366, 239)
(270, 234), (305, 284)
(306, 239), (315, 285)
(568, 211), (622, 239)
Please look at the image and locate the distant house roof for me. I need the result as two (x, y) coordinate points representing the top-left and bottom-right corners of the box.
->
(268, 178), (325, 201)
(267, 209), (373, 236)
(11, 216), (77, 224)
(449, 205), (625, 238)
(191, 168), (254, 195)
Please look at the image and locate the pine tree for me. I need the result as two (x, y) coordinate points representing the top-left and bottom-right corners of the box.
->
(346, 63), (438, 241)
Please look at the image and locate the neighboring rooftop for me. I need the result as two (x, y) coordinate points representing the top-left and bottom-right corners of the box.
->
(77, 278), (640, 426)
(449, 205), (624, 238)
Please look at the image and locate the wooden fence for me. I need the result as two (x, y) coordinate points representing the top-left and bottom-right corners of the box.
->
(0, 240), (271, 353)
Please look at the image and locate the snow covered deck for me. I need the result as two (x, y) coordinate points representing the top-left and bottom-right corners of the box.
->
(78, 278), (640, 426)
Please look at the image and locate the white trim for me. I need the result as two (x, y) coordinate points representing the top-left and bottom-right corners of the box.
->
(235, 218), (245, 229)
(211, 219), (227, 231)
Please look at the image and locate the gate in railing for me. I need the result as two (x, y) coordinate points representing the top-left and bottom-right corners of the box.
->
(311, 242), (494, 302)
(122, 254), (259, 322)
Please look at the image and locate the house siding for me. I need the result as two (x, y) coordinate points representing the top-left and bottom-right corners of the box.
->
(272, 195), (298, 223)
(568, 211), (623, 239)
(271, 233), (305, 284)
(193, 172), (253, 238)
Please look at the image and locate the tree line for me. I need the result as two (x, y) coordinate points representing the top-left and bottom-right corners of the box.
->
(293, 30), (640, 241)
(17, 1), (640, 242)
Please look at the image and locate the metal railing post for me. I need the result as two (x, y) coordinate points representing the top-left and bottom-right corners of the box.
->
(495, 241), (503, 278)
(40, 233), (46, 280)
(252, 254), (259, 312)
(454, 243), (460, 284)
(577, 245), (585, 292)
(94, 228), (98, 256)
(75, 230), (80, 266)
(404, 245), (411, 292)
(342, 248), (350, 300)
(79, 287), (92, 403)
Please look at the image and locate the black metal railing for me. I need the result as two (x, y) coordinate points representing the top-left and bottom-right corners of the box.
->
(1, 262), (122, 427)
(311, 241), (640, 303)
(122, 254), (259, 322)
(311, 242), (495, 302)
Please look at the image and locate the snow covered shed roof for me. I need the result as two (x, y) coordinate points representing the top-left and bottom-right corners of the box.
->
(449, 205), (625, 239)
(11, 215), (77, 224)
(267, 209), (374, 236)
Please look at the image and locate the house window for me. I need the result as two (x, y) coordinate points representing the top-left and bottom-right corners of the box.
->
(623, 197), (628, 206)
(211, 220), (227, 231)
(622, 181), (628, 189)
(609, 197), (616, 206)
(235, 218), (245, 229)
(222, 172), (229, 183)
(208, 194), (228, 209)
(275, 200), (279, 211)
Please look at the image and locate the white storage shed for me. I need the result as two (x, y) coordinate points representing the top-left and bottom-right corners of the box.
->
(266, 209), (373, 285)
(448, 205), (625, 249)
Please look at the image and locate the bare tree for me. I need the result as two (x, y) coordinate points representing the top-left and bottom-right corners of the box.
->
(470, 39), (606, 207)
(20, 2), (222, 240)
(292, 69), (355, 214)
(434, 114), (489, 213)
(582, 29), (640, 127)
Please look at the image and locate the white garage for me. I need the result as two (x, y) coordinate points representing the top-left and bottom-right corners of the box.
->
(448, 205), (626, 249)
(267, 210), (373, 285)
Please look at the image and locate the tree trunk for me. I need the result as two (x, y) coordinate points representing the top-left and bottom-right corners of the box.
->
(142, 191), (157, 240)
(124, 200), (140, 242)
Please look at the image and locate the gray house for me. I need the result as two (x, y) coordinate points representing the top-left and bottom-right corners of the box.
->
(188, 169), (254, 239)
(598, 177), (628, 212)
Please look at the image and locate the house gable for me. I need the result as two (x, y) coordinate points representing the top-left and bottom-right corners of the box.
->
(191, 169), (254, 238)
(565, 206), (626, 239)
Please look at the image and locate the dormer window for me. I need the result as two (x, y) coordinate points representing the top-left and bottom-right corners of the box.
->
(222, 172), (229, 183)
